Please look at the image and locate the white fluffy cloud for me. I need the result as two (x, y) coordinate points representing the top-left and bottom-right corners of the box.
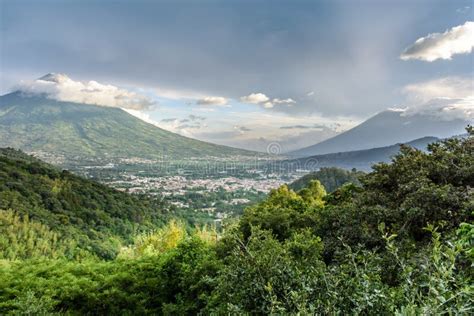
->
(240, 93), (270, 104)
(400, 21), (474, 62)
(240, 92), (295, 109)
(400, 77), (473, 120)
(196, 96), (229, 106)
(18, 73), (155, 110)
(272, 98), (296, 105)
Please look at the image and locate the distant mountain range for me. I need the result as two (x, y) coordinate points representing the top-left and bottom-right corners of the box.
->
(287, 136), (440, 172)
(2, 77), (470, 169)
(290, 110), (470, 157)
(0, 92), (257, 163)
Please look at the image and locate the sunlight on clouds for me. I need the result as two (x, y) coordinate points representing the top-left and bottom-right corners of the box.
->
(18, 73), (155, 110)
(400, 21), (474, 62)
(403, 77), (473, 103)
(400, 77), (473, 120)
(189, 110), (357, 152)
(196, 96), (229, 107)
(240, 93), (296, 109)
(402, 97), (473, 121)
(123, 109), (161, 125)
(240, 93), (270, 104)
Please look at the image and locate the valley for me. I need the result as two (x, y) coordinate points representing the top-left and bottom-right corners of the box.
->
(54, 155), (305, 222)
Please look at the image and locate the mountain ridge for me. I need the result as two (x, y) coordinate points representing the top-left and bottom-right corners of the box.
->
(0, 92), (259, 163)
(287, 135), (440, 171)
(290, 109), (470, 157)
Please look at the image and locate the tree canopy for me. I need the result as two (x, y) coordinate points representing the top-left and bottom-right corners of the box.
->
(0, 128), (472, 314)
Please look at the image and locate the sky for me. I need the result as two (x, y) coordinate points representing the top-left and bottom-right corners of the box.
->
(0, 0), (473, 152)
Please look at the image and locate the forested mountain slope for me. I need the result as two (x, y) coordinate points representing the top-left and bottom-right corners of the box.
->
(0, 92), (257, 163)
(0, 148), (169, 259)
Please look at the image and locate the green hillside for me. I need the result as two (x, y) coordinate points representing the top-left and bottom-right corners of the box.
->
(0, 92), (257, 162)
(0, 148), (169, 259)
(0, 127), (472, 315)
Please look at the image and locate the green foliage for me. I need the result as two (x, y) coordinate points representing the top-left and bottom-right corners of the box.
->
(0, 128), (472, 314)
(0, 209), (81, 260)
(118, 219), (187, 258)
(383, 226), (473, 314)
(239, 183), (325, 241)
(290, 167), (364, 192)
(0, 148), (168, 259)
(0, 237), (220, 315)
(210, 227), (326, 314)
(11, 290), (57, 316)
(358, 131), (473, 241)
(313, 129), (474, 260)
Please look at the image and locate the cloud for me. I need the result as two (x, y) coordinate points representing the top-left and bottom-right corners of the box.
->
(17, 73), (155, 110)
(155, 114), (208, 137)
(273, 98), (296, 105)
(399, 76), (473, 120)
(123, 109), (161, 126)
(154, 86), (206, 101)
(196, 96), (229, 106)
(306, 91), (315, 96)
(161, 118), (178, 122)
(263, 102), (274, 109)
(191, 107), (216, 113)
(177, 123), (202, 129)
(184, 108), (357, 152)
(234, 125), (252, 133)
(240, 93), (270, 104)
(6, 1), (471, 119)
(401, 97), (473, 121)
(400, 21), (474, 62)
(189, 114), (206, 121)
(196, 124), (339, 152)
(240, 92), (296, 109)
(280, 125), (312, 130)
(403, 77), (472, 102)
(280, 124), (325, 130)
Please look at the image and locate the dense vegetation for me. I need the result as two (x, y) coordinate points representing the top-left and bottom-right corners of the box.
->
(289, 167), (364, 192)
(0, 128), (473, 314)
(0, 148), (169, 259)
